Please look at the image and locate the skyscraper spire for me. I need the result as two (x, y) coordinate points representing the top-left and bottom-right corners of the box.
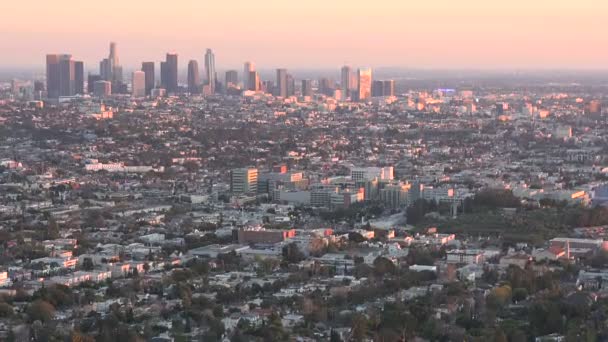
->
(204, 48), (216, 94)
(100, 42), (123, 91)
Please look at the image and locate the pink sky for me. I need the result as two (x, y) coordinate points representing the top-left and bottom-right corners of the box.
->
(1, 0), (607, 69)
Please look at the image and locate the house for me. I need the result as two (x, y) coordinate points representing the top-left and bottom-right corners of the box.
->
(281, 314), (304, 328)
(0, 272), (12, 287)
(535, 334), (565, 342)
(533, 247), (566, 261)
(446, 250), (484, 264)
(577, 270), (608, 290)
(499, 253), (532, 269)
(109, 263), (131, 278)
(409, 265), (438, 273)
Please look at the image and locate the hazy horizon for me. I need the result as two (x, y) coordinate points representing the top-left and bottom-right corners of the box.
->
(2, 0), (608, 70)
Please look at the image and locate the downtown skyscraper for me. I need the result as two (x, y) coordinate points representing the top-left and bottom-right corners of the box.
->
(141, 62), (155, 96)
(161, 53), (178, 93)
(204, 49), (216, 94)
(341, 65), (352, 98)
(225, 70), (238, 89)
(243, 62), (255, 90)
(46, 54), (83, 98)
(301, 79), (313, 97)
(132, 71), (146, 98)
(247, 71), (260, 91)
(74, 61), (84, 95)
(99, 42), (123, 89)
(372, 79), (395, 97)
(187, 60), (200, 94)
(275, 68), (288, 97)
(357, 67), (372, 102)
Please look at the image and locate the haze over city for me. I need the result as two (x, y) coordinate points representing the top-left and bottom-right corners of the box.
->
(2, 0), (608, 70)
(3, 1), (608, 342)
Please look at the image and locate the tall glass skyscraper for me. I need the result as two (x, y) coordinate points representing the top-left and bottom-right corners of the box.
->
(357, 67), (372, 102)
(204, 49), (216, 94)
(161, 53), (178, 93)
(46, 54), (81, 98)
(276, 68), (288, 97)
(141, 62), (155, 95)
(187, 60), (200, 94)
(243, 61), (254, 90)
(341, 65), (351, 99)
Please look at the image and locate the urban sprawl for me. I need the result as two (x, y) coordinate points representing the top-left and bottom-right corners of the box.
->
(1, 43), (608, 342)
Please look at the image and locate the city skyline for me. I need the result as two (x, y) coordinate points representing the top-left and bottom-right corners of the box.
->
(2, 0), (608, 70)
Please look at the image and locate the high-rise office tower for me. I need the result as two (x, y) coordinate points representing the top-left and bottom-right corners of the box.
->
(132, 71), (146, 97)
(34, 81), (45, 93)
(160, 62), (167, 89)
(141, 62), (155, 95)
(204, 49), (216, 94)
(187, 60), (200, 94)
(99, 42), (123, 87)
(243, 61), (255, 90)
(248, 71), (260, 91)
(262, 80), (273, 94)
(161, 53), (178, 93)
(372, 80), (384, 97)
(287, 74), (295, 97)
(372, 79), (395, 97)
(225, 70), (238, 88)
(46, 54), (62, 98)
(357, 67), (372, 101)
(74, 61), (84, 95)
(110, 42), (122, 83)
(231, 168), (258, 194)
(275, 68), (288, 97)
(319, 78), (335, 96)
(46, 54), (78, 98)
(341, 65), (351, 98)
(383, 80), (395, 97)
(100, 59), (110, 81)
(87, 74), (102, 94)
(58, 56), (75, 97)
(93, 80), (111, 98)
(301, 79), (313, 97)
(350, 72), (358, 92)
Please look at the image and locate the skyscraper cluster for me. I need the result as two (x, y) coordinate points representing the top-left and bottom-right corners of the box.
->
(99, 42), (124, 92)
(46, 54), (84, 98)
(160, 53), (178, 94)
(372, 79), (395, 97)
(45, 42), (394, 101)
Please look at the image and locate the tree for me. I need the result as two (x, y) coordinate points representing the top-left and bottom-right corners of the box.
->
(330, 329), (343, 342)
(512, 288), (528, 303)
(348, 232), (366, 243)
(373, 257), (396, 276)
(27, 300), (55, 323)
(71, 331), (95, 342)
(351, 314), (368, 342)
(282, 243), (305, 263)
(472, 188), (521, 209)
(81, 257), (94, 271)
(406, 199), (437, 224)
(482, 267), (499, 284)
(492, 285), (512, 307)
(493, 328), (508, 342)
(529, 301), (563, 336)
(0, 302), (13, 318)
